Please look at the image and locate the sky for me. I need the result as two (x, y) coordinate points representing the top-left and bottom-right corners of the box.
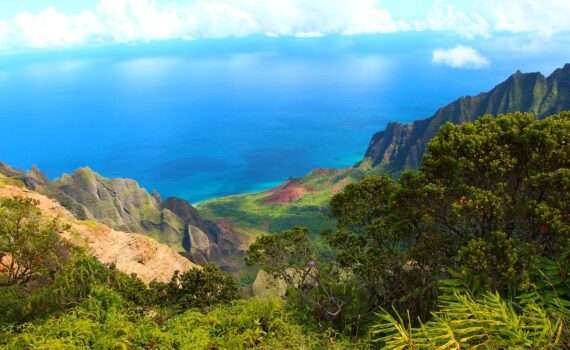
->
(0, 0), (568, 69)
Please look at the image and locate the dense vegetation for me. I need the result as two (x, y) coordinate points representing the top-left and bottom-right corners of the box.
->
(247, 112), (570, 348)
(0, 195), (351, 349)
(2, 112), (570, 349)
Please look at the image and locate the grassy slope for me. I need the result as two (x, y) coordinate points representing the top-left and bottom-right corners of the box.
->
(198, 161), (376, 240)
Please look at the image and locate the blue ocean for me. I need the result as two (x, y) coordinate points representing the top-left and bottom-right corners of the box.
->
(0, 34), (566, 202)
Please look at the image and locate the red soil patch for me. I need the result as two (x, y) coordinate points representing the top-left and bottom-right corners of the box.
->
(263, 181), (312, 204)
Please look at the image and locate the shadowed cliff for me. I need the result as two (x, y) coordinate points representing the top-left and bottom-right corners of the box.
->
(365, 64), (570, 173)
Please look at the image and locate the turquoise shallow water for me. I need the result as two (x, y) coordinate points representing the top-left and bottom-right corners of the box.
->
(0, 34), (567, 202)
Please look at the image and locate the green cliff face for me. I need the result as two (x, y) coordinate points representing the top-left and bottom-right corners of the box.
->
(365, 63), (570, 173)
(49, 167), (238, 264)
(0, 164), (233, 266)
(51, 167), (164, 233)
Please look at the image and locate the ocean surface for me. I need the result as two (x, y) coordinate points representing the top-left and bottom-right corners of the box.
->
(1, 34), (567, 202)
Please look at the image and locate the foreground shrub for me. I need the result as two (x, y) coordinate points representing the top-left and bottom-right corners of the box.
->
(2, 290), (357, 349)
(151, 264), (240, 311)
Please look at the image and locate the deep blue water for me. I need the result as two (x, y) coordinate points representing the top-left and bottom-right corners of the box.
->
(1, 34), (568, 203)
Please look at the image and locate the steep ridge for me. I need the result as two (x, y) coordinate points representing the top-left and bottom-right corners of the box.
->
(365, 63), (570, 173)
(0, 164), (238, 267)
(162, 197), (230, 264)
(0, 174), (197, 283)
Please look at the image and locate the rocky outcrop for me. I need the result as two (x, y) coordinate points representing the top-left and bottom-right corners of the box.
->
(0, 164), (229, 266)
(163, 197), (222, 244)
(251, 268), (318, 298)
(251, 270), (288, 298)
(0, 162), (23, 178)
(162, 196), (230, 263)
(0, 178), (197, 283)
(0, 162), (50, 190)
(365, 63), (570, 173)
(46, 167), (228, 264)
(50, 167), (166, 233)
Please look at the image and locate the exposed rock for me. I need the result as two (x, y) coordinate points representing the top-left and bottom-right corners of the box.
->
(365, 63), (570, 173)
(0, 183), (197, 283)
(0, 164), (234, 267)
(251, 270), (288, 298)
(251, 268), (318, 298)
(163, 196), (222, 244)
(0, 163), (48, 190)
(23, 166), (49, 190)
(46, 167), (226, 264)
(163, 197), (205, 228)
(50, 167), (163, 233)
(184, 224), (212, 264)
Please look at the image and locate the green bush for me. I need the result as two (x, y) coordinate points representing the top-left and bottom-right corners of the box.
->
(2, 291), (356, 349)
(150, 264), (240, 311)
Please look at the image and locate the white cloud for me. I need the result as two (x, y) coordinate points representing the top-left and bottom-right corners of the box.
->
(0, 0), (448, 50)
(339, 0), (411, 35)
(417, 3), (491, 39)
(491, 0), (570, 37)
(0, 0), (568, 51)
(294, 32), (324, 38)
(432, 45), (489, 69)
(96, 0), (187, 41)
(10, 8), (104, 48)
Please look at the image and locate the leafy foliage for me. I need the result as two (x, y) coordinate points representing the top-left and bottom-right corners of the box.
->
(151, 264), (240, 310)
(371, 278), (570, 349)
(247, 112), (570, 341)
(246, 227), (315, 284)
(1, 288), (355, 349)
(328, 112), (570, 314)
(0, 197), (66, 286)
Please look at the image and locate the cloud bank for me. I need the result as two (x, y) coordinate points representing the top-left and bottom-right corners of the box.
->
(492, 0), (570, 37)
(0, 0), (412, 50)
(432, 45), (489, 69)
(0, 0), (568, 51)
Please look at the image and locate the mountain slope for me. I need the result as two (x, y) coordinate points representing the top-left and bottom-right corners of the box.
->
(0, 164), (239, 267)
(365, 63), (570, 172)
(0, 173), (197, 283)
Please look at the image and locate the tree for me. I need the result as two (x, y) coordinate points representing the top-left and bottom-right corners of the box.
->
(246, 227), (375, 333)
(0, 197), (65, 286)
(328, 175), (438, 321)
(326, 112), (570, 322)
(246, 227), (315, 286)
(414, 112), (570, 292)
(152, 264), (239, 310)
(245, 112), (570, 335)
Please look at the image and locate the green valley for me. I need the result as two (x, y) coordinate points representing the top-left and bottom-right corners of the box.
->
(199, 164), (375, 239)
